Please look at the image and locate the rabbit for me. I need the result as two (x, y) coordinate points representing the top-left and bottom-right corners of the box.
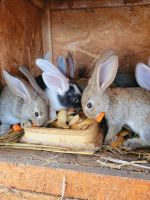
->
(57, 51), (90, 92)
(62, 51), (139, 90)
(81, 49), (150, 149)
(0, 70), (49, 136)
(135, 57), (150, 91)
(35, 57), (82, 121)
(57, 51), (90, 93)
(148, 57), (150, 67)
(58, 51), (139, 91)
(57, 51), (138, 137)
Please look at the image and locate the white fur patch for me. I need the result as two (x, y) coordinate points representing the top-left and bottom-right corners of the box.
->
(45, 88), (66, 111)
(72, 84), (81, 95)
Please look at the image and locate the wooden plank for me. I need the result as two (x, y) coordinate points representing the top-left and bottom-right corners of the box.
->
(41, 0), (53, 61)
(30, 0), (44, 9)
(0, 0), (43, 85)
(21, 124), (102, 152)
(51, 6), (150, 73)
(0, 158), (150, 199)
(50, 0), (150, 10)
(0, 185), (66, 200)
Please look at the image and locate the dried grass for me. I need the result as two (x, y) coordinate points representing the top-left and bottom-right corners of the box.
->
(0, 142), (95, 155)
(0, 129), (24, 143)
(96, 156), (150, 170)
(0, 130), (150, 172)
(99, 145), (150, 161)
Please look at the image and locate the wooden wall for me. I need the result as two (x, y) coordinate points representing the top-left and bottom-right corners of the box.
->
(0, 0), (150, 85)
(0, 0), (43, 85)
(50, 1), (150, 74)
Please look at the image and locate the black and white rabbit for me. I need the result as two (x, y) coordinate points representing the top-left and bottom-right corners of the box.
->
(35, 55), (81, 121)
(57, 52), (91, 92)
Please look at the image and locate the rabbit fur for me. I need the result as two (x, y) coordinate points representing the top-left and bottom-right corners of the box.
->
(0, 70), (49, 136)
(135, 57), (150, 91)
(35, 56), (81, 121)
(58, 52), (139, 91)
(56, 51), (138, 137)
(82, 49), (150, 149)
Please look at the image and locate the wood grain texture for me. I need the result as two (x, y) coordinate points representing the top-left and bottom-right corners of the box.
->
(30, 0), (44, 9)
(51, 5), (150, 73)
(0, 0), (43, 85)
(0, 185), (64, 200)
(41, 0), (53, 61)
(50, 0), (150, 10)
(0, 159), (150, 199)
(21, 123), (102, 152)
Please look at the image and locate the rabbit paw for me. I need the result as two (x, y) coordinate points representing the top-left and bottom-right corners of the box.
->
(21, 120), (32, 128)
(123, 138), (146, 150)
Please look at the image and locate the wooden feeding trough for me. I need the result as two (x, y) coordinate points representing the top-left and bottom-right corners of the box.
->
(0, 0), (150, 199)
(21, 123), (102, 152)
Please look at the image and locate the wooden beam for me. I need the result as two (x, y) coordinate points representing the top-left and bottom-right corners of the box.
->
(30, 0), (44, 9)
(0, 151), (150, 199)
(50, 0), (150, 10)
(41, 0), (53, 61)
(0, 186), (64, 200)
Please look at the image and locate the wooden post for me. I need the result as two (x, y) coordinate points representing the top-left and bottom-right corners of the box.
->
(41, 0), (53, 61)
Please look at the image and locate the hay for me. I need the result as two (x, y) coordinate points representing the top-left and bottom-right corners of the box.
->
(0, 129), (150, 172)
(0, 142), (95, 155)
(0, 129), (24, 143)
(99, 145), (150, 161)
(96, 156), (150, 170)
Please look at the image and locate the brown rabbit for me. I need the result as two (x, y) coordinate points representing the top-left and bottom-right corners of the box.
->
(82, 49), (150, 149)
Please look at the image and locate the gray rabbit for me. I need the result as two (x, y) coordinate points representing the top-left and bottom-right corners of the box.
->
(0, 70), (49, 136)
(82, 49), (150, 149)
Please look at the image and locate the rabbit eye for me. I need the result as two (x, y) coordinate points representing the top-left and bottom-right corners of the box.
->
(35, 112), (39, 117)
(87, 102), (92, 108)
(73, 97), (78, 103)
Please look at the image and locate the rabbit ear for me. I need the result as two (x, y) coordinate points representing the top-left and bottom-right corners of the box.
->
(19, 66), (45, 96)
(148, 57), (150, 67)
(36, 58), (58, 73)
(36, 58), (69, 82)
(135, 63), (150, 91)
(66, 51), (75, 79)
(57, 56), (67, 76)
(3, 71), (32, 101)
(42, 72), (69, 95)
(91, 49), (116, 82)
(97, 55), (118, 92)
